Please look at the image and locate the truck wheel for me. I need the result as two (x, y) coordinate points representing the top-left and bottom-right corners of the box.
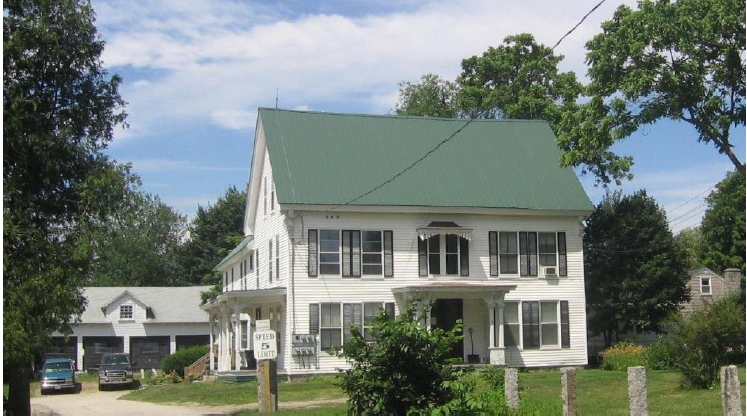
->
(98, 382), (105, 391)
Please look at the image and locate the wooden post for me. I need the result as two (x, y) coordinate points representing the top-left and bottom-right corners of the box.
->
(257, 359), (278, 412)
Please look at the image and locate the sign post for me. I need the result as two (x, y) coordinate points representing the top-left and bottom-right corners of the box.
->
(253, 329), (278, 412)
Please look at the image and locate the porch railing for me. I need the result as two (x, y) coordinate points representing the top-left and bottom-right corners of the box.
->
(183, 349), (213, 382)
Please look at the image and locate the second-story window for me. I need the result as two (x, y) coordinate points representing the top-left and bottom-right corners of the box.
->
(309, 230), (393, 277)
(269, 240), (274, 282)
(275, 235), (280, 281)
(418, 234), (469, 277)
(319, 230), (340, 275)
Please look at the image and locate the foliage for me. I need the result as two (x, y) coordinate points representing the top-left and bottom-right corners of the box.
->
(395, 73), (459, 118)
(431, 370), (490, 415)
(558, 0), (746, 183)
(645, 336), (675, 371)
(700, 171), (746, 274)
(149, 371), (183, 385)
(458, 33), (582, 127)
(667, 293), (746, 389)
(3, 0), (130, 413)
(160, 345), (210, 378)
(600, 340), (647, 371)
(585, 190), (690, 347)
(674, 227), (705, 270)
(177, 185), (246, 286)
(89, 191), (188, 286)
(481, 366), (506, 390)
(335, 300), (463, 415)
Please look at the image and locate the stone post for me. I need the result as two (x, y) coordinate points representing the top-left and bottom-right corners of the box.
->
(561, 367), (577, 416)
(627, 366), (648, 416)
(721, 365), (742, 416)
(505, 367), (520, 411)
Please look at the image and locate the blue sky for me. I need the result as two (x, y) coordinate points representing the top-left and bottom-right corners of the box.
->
(91, 0), (745, 233)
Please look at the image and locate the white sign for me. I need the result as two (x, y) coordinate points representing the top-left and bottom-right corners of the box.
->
(256, 319), (271, 331)
(253, 330), (278, 360)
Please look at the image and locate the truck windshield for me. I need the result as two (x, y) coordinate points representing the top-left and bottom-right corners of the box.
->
(44, 362), (72, 372)
(101, 356), (129, 366)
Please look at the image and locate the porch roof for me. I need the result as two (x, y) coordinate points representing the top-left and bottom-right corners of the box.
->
(392, 282), (517, 299)
(201, 287), (287, 311)
(416, 221), (473, 241)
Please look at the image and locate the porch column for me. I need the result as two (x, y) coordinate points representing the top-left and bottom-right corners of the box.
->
(76, 336), (84, 371)
(487, 302), (495, 348)
(233, 306), (242, 370)
(485, 294), (506, 365)
(496, 299), (505, 349)
(209, 314), (215, 372)
(170, 335), (176, 355)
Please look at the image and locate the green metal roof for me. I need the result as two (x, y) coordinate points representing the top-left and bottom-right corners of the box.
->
(259, 108), (593, 212)
(215, 235), (253, 270)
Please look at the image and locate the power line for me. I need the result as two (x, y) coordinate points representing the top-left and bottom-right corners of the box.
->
(664, 186), (713, 215)
(326, 0), (609, 212)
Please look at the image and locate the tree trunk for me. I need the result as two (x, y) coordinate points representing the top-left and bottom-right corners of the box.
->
(7, 364), (31, 416)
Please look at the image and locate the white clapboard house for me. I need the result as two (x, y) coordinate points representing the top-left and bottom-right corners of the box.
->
(202, 108), (594, 375)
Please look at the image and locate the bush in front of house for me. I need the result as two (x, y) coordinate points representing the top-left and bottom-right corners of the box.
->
(644, 335), (674, 370)
(160, 345), (210, 378)
(600, 340), (646, 371)
(667, 293), (745, 389)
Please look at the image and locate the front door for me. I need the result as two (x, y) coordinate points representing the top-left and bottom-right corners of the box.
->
(432, 298), (464, 361)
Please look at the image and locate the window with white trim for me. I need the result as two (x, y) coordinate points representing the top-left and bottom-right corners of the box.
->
(701, 277), (712, 295)
(489, 231), (567, 277)
(308, 230), (393, 277)
(498, 300), (570, 349)
(268, 239), (274, 282)
(275, 235), (280, 281)
(499, 232), (518, 274)
(418, 234), (469, 276)
(320, 303), (341, 351)
(310, 302), (395, 350)
(119, 304), (133, 320)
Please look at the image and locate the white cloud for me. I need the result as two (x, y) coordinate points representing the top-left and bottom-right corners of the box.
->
(209, 109), (258, 130)
(129, 158), (247, 173)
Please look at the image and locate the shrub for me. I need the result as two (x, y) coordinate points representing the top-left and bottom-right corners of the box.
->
(600, 340), (646, 371)
(160, 345), (210, 378)
(668, 294), (745, 389)
(481, 366), (505, 390)
(336, 300), (463, 415)
(645, 335), (674, 370)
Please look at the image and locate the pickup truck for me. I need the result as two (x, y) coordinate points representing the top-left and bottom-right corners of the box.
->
(98, 353), (134, 390)
(40, 357), (76, 395)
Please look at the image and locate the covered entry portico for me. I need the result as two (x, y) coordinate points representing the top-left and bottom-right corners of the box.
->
(392, 282), (516, 365)
(202, 288), (287, 373)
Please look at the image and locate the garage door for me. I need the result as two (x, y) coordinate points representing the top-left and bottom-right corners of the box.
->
(46, 337), (77, 362)
(83, 336), (124, 371)
(130, 336), (170, 370)
(175, 335), (209, 350)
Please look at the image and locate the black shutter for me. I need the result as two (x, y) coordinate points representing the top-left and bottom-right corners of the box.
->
(418, 237), (428, 277)
(489, 232), (498, 276)
(384, 231), (394, 277)
(308, 229), (318, 277)
(459, 237), (469, 276)
(352, 230), (361, 277)
(343, 303), (363, 344)
(519, 232), (528, 276)
(342, 230), (351, 276)
(384, 303), (395, 320)
(528, 232), (538, 276)
(309, 304), (319, 335)
(522, 301), (539, 349)
(560, 301), (570, 348)
(558, 232), (567, 277)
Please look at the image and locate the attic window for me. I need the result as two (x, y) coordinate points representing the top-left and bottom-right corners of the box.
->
(701, 277), (711, 295)
(120, 305), (133, 320)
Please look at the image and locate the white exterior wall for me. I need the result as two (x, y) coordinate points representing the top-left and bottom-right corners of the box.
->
(282, 210), (587, 373)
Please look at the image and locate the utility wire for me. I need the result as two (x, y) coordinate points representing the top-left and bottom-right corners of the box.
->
(326, 0), (609, 212)
(664, 186), (713, 215)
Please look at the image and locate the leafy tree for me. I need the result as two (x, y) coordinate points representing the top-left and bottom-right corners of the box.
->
(558, 0), (746, 184)
(667, 293), (745, 389)
(584, 190), (689, 347)
(673, 226), (705, 270)
(89, 191), (188, 286)
(699, 171), (746, 274)
(395, 73), (459, 118)
(3, 0), (129, 413)
(336, 301), (465, 414)
(178, 185), (247, 286)
(458, 33), (582, 125)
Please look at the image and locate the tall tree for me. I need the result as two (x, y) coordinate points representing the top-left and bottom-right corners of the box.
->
(699, 171), (746, 274)
(395, 73), (459, 118)
(89, 191), (188, 286)
(178, 185), (247, 286)
(3, 0), (129, 413)
(558, 0), (745, 184)
(584, 190), (689, 347)
(674, 226), (705, 270)
(458, 33), (582, 125)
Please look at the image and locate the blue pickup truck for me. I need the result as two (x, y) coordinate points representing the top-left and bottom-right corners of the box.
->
(40, 358), (77, 395)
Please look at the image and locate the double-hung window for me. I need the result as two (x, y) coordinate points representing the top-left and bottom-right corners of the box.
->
(701, 277), (711, 295)
(119, 304), (133, 320)
(310, 302), (395, 351)
(499, 300), (570, 349)
(268, 239), (274, 282)
(319, 303), (341, 351)
(308, 229), (393, 277)
(418, 234), (469, 276)
(489, 231), (567, 277)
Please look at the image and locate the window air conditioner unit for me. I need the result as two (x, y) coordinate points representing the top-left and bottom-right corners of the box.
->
(540, 266), (557, 277)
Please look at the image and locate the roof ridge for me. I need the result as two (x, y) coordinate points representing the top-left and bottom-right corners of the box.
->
(257, 107), (551, 124)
